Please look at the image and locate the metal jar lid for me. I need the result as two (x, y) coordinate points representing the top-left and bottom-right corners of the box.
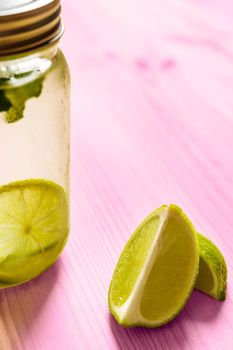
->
(0, 0), (63, 57)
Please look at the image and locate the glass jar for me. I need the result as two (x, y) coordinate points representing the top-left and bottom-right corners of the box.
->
(0, 0), (70, 287)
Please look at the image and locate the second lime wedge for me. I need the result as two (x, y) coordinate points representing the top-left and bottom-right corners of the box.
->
(195, 233), (227, 300)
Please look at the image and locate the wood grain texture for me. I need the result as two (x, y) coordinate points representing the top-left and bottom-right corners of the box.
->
(1, 0), (233, 349)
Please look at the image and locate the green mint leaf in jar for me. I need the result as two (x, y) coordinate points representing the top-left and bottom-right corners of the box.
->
(0, 77), (44, 123)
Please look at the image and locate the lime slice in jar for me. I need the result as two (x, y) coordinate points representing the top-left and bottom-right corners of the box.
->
(0, 179), (69, 287)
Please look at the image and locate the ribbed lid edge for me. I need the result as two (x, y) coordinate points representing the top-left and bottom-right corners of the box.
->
(0, 0), (63, 57)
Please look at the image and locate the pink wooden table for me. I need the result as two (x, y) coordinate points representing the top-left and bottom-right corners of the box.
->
(1, 0), (233, 349)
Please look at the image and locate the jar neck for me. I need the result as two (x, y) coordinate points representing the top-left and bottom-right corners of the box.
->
(0, 44), (58, 88)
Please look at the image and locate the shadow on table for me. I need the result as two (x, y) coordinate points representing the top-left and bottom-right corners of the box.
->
(110, 290), (224, 350)
(0, 259), (61, 349)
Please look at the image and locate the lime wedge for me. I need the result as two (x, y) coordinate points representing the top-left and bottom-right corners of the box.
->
(0, 179), (69, 287)
(108, 204), (199, 327)
(195, 233), (227, 300)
